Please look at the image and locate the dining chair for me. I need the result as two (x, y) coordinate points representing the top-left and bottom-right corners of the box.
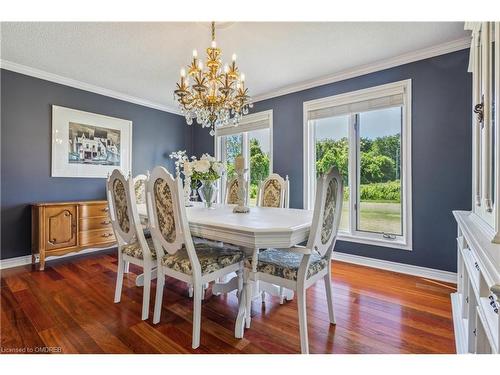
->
(245, 167), (343, 354)
(256, 173), (291, 304)
(256, 173), (290, 208)
(133, 173), (153, 238)
(147, 166), (245, 349)
(225, 176), (249, 205)
(133, 174), (148, 205)
(106, 169), (156, 320)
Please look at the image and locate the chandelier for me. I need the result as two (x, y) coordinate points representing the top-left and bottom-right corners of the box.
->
(174, 22), (253, 136)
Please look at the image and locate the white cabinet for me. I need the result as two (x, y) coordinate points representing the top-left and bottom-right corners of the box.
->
(451, 22), (500, 354)
(452, 211), (500, 353)
(465, 22), (500, 243)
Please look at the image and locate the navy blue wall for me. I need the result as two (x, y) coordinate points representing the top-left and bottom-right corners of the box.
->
(1, 69), (190, 260)
(193, 50), (472, 272)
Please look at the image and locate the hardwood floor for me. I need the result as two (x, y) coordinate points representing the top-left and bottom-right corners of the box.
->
(1, 249), (456, 354)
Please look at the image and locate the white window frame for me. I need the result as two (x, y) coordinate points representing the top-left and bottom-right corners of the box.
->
(214, 109), (273, 203)
(303, 80), (413, 250)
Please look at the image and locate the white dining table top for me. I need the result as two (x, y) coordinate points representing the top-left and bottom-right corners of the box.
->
(137, 202), (313, 232)
(136, 202), (314, 249)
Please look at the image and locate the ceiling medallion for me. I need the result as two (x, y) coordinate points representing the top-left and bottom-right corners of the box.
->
(174, 22), (252, 136)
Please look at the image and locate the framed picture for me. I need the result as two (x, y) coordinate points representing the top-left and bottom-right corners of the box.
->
(51, 105), (132, 178)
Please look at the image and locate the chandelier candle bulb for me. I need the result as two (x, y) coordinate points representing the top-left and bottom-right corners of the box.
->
(232, 53), (237, 61)
(192, 49), (198, 58)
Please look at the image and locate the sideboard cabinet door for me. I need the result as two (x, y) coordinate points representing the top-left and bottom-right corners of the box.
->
(44, 205), (78, 251)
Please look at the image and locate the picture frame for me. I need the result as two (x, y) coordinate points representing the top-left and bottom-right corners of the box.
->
(51, 105), (132, 178)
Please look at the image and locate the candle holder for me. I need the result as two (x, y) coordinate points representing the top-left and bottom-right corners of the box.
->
(233, 168), (250, 213)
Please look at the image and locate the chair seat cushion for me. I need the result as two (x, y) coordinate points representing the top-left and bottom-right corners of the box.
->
(161, 243), (244, 275)
(245, 248), (328, 281)
(121, 237), (156, 259)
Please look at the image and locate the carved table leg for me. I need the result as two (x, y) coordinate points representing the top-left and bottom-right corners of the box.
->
(234, 267), (248, 338)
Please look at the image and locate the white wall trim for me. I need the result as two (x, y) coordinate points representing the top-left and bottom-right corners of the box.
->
(332, 251), (457, 283)
(0, 255), (32, 270)
(253, 37), (471, 103)
(0, 246), (114, 270)
(1, 37), (470, 114)
(0, 59), (181, 115)
(2, 246), (456, 283)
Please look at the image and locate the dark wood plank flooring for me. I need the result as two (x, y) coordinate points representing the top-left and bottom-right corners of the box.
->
(0, 250), (456, 354)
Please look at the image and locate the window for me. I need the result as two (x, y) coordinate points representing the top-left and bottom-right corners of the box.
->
(304, 80), (412, 250)
(215, 110), (273, 206)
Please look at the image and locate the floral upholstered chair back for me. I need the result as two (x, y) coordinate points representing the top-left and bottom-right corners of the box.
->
(305, 168), (343, 259)
(146, 166), (189, 259)
(257, 173), (289, 208)
(133, 174), (148, 205)
(106, 169), (139, 246)
(225, 177), (240, 205)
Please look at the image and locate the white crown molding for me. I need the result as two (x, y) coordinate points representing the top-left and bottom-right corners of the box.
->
(1, 37), (471, 113)
(253, 37), (472, 103)
(0, 59), (181, 115)
(332, 251), (457, 283)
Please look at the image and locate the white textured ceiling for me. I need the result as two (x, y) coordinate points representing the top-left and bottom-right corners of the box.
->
(1, 22), (468, 112)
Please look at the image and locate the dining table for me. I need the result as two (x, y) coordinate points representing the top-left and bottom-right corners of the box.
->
(136, 202), (313, 338)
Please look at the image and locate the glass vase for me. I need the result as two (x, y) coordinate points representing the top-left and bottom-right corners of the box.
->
(198, 180), (218, 208)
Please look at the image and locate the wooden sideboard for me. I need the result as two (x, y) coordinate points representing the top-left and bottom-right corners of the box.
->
(31, 200), (116, 270)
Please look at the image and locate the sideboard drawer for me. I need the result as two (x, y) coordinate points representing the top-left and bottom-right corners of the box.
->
(461, 246), (480, 294)
(80, 217), (112, 231)
(80, 204), (110, 218)
(80, 229), (115, 247)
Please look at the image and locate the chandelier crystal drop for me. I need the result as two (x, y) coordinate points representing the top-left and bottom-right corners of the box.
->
(174, 22), (252, 136)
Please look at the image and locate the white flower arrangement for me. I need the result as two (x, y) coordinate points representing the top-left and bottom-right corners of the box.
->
(169, 151), (225, 182)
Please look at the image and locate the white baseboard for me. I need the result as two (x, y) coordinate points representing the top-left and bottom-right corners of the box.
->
(2, 247), (457, 283)
(0, 246), (115, 270)
(332, 251), (457, 283)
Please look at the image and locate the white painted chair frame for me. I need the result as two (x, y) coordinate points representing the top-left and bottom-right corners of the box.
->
(256, 173), (290, 208)
(147, 166), (244, 349)
(255, 173), (291, 304)
(224, 176), (249, 205)
(106, 169), (155, 321)
(133, 173), (148, 205)
(246, 168), (343, 354)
